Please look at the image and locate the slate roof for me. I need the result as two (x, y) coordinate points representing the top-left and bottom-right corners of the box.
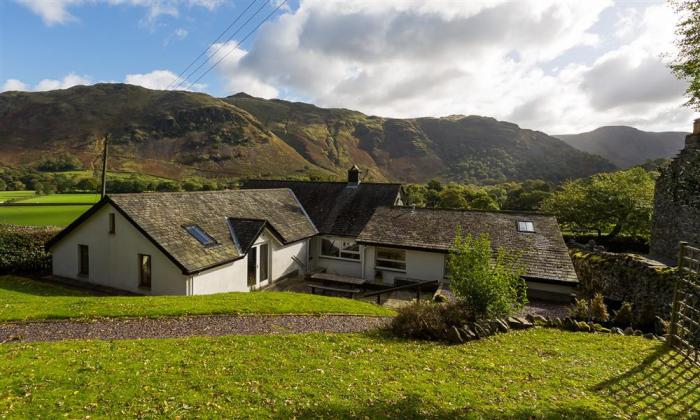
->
(357, 207), (578, 284)
(48, 189), (317, 274)
(241, 180), (403, 237)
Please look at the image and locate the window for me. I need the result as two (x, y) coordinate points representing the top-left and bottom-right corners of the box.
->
(247, 246), (257, 287)
(184, 224), (216, 246)
(109, 213), (115, 234)
(517, 221), (535, 233)
(78, 244), (89, 276)
(139, 254), (151, 289)
(259, 243), (269, 282)
(376, 247), (406, 272)
(320, 238), (360, 261)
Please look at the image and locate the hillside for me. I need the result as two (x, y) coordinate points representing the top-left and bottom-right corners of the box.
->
(556, 126), (687, 168)
(0, 83), (614, 183)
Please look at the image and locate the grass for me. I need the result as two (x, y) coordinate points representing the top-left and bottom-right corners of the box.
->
(0, 191), (35, 203)
(0, 276), (394, 321)
(0, 205), (90, 226)
(15, 193), (100, 204)
(1, 329), (697, 418)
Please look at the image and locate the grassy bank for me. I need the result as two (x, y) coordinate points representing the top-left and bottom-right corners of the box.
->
(1, 329), (696, 418)
(0, 205), (90, 226)
(0, 276), (394, 321)
(15, 193), (100, 204)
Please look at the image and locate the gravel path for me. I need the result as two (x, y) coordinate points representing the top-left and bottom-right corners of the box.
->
(0, 315), (392, 344)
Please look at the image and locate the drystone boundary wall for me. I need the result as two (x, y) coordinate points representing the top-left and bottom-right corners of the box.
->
(570, 249), (677, 328)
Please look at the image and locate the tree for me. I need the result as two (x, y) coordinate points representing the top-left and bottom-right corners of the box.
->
(540, 167), (655, 238)
(76, 178), (98, 192)
(439, 188), (468, 209)
(670, 0), (700, 109)
(0, 179), (6, 191)
(447, 229), (526, 318)
(469, 194), (499, 211)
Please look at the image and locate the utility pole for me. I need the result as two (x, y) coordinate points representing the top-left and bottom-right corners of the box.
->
(100, 133), (110, 198)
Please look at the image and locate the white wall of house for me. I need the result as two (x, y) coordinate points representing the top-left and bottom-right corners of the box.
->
(50, 204), (188, 295)
(190, 229), (308, 295)
(363, 246), (446, 284)
(310, 235), (363, 277)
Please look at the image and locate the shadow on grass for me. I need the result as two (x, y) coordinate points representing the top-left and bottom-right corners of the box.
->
(288, 393), (604, 419)
(0, 276), (97, 297)
(594, 345), (700, 418)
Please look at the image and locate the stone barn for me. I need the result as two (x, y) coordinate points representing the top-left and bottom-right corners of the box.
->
(650, 119), (700, 262)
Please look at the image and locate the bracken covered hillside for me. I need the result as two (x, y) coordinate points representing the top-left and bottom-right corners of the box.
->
(0, 84), (614, 183)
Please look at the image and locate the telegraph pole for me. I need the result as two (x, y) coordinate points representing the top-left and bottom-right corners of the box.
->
(100, 133), (110, 198)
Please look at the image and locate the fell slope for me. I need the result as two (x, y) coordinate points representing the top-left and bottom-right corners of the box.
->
(556, 126), (687, 168)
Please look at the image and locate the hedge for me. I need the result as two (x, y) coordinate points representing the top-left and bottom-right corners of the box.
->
(0, 225), (59, 274)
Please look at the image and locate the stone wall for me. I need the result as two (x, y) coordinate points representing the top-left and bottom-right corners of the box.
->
(570, 249), (677, 328)
(650, 124), (700, 262)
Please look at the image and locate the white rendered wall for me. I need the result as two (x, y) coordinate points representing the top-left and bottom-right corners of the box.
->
(50, 203), (187, 295)
(190, 229), (308, 295)
(364, 246), (445, 284)
(310, 235), (363, 277)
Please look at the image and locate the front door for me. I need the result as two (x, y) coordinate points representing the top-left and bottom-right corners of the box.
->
(247, 246), (257, 287)
(259, 243), (269, 286)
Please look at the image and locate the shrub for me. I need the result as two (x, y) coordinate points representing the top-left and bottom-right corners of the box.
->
(569, 298), (590, 320)
(590, 293), (609, 322)
(447, 229), (526, 319)
(390, 301), (473, 341)
(613, 302), (633, 327)
(0, 225), (58, 274)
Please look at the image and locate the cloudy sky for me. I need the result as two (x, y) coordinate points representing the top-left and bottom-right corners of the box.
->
(0, 0), (695, 133)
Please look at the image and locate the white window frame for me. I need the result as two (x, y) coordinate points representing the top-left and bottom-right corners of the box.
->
(319, 237), (361, 262)
(375, 247), (406, 272)
(517, 221), (535, 233)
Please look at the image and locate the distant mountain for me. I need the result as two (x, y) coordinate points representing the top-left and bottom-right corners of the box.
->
(556, 126), (687, 168)
(0, 83), (614, 183)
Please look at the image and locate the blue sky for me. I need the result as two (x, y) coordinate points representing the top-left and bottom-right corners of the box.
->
(0, 0), (695, 133)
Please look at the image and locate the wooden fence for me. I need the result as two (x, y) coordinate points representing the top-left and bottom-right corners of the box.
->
(669, 242), (700, 365)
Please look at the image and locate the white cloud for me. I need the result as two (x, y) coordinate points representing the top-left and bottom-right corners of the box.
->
(124, 69), (205, 91)
(15, 0), (223, 25)
(1, 79), (29, 92)
(212, 0), (695, 133)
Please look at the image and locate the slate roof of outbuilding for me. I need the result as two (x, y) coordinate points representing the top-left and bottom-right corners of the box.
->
(241, 180), (403, 237)
(47, 189), (318, 274)
(357, 207), (578, 284)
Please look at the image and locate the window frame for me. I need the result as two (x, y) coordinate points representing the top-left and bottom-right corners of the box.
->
(108, 213), (115, 234)
(375, 247), (406, 272)
(183, 224), (217, 247)
(517, 221), (535, 233)
(138, 254), (152, 289)
(319, 237), (361, 262)
(78, 244), (89, 276)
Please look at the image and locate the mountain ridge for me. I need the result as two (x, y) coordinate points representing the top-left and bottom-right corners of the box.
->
(0, 83), (615, 183)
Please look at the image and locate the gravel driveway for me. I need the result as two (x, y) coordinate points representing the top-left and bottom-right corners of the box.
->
(0, 314), (392, 343)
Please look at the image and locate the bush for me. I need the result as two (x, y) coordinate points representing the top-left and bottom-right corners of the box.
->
(590, 293), (609, 322)
(447, 230), (527, 318)
(613, 302), (633, 327)
(390, 301), (473, 341)
(569, 298), (590, 320)
(0, 225), (58, 274)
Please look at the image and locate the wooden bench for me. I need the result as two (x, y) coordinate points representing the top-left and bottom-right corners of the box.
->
(306, 283), (362, 298)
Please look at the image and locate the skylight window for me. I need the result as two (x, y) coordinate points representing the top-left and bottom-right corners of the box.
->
(184, 225), (216, 246)
(517, 221), (535, 233)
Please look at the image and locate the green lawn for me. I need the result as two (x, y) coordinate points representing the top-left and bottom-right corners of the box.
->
(1, 329), (697, 418)
(0, 205), (90, 226)
(0, 191), (35, 203)
(16, 193), (100, 204)
(0, 276), (394, 321)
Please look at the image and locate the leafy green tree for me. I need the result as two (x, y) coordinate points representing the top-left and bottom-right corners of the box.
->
(0, 179), (6, 191)
(670, 0), (700, 109)
(76, 178), (98, 192)
(447, 230), (526, 318)
(469, 194), (499, 211)
(439, 188), (468, 209)
(540, 167), (655, 238)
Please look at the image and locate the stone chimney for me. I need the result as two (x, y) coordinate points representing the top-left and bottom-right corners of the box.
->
(689, 118), (700, 149)
(347, 165), (361, 187)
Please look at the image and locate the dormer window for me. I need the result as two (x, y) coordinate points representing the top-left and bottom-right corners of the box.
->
(184, 224), (216, 246)
(517, 221), (535, 233)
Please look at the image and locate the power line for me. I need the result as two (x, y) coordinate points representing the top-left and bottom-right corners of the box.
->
(166, 0), (261, 90)
(173, 0), (273, 90)
(183, 0), (288, 91)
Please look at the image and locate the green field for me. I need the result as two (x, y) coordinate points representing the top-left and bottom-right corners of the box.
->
(0, 191), (35, 203)
(16, 193), (100, 204)
(0, 276), (394, 321)
(0, 205), (90, 226)
(1, 329), (696, 418)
